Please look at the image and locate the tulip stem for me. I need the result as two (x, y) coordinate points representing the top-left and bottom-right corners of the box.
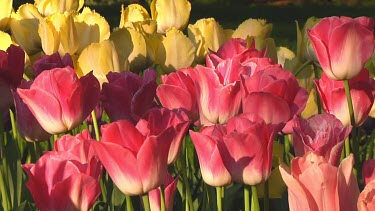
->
(216, 186), (223, 211)
(91, 111), (100, 141)
(125, 195), (133, 211)
(343, 80), (356, 127)
(294, 59), (313, 77)
(9, 109), (17, 141)
(313, 64), (322, 114)
(160, 184), (166, 211)
(264, 180), (269, 211)
(251, 186), (260, 211)
(142, 194), (151, 211)
(244, 185), (250, 211)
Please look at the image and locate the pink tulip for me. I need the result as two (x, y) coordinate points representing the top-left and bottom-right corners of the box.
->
(363, 159), (375, 186)
(218, 114), (277, 185)
(156, 68), (199, 123)
(92, 120), (175, 195)
(292, 113), (352, 166)
(22, 131), (102, 211)
(101, 68), (158, 123)
(148, 173), (178, 211)
(358, 180), (375, 211)
(13, 80), (51, 142)
(314, 69), (375, 127)
(0, 44), (25, 112)
(32, 52), (73, 77)
(308, 16), (374, 80)
(279, 153), (359, 211)
(190, 125), (232, 187)
(17, 67), (100, 134)
(136, 108), (190, 164)
(241, 67), (308, 129)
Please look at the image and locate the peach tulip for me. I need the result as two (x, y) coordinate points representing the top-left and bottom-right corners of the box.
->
(148, 173), (178, 211)
(358, 180), (375, 211)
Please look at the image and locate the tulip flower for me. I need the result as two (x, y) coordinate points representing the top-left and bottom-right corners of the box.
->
(32, 52), (73, 77)
(148, 173), (178, 211)
(232, 18), (273, 40)
(17, 67), (100, 134)
(0, 31), (12, 51)
(292, 113), (351, 166)
(296, 16), (321, 63)
(10, 4), (43, 55)
(156, 68), (199, 123)
(77, 40), (121, 85)
(190, 125), (232, 187)
(22, 130), (102, 211)
(34, 0), (85, 16)
(137, 108), (190, 164)
(150, 0), (191, 34)
(358, 180), (375, 211)
(188, 18), (227, 63)
(101, 68), (157, 123)
(0, 45), (25, 112)
(314, 69), (375, 127)
(308, 16), (375, 80)
(13, 80), (51, 142)
(363, 159), (375, 186)
(92, 120), (175, 196)
(119, 4), (156, 34)
(279, 153), (359, 211)
(0, 0), (12, 31)
(241, 67), (308, 129)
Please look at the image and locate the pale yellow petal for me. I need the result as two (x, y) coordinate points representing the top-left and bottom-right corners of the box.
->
(35, 0), (84, 16)
(38, 18), (60, 55)
(151, 0), (191, 34)
(119, 4), (150, 28)
(55, 12), (79, 55)
(277, 46), (296, 68)
(0, 0), (12, 30)
(232, 18), (272, 39)
(77, 40), (120, 85)
(9, 4), (42, 55)
(157, 28), (195, 73)
(301, 89), (318, 119)
(0, 31), (12, 51)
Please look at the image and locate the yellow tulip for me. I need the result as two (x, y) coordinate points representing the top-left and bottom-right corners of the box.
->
(77, 40), (121, 86)
(296, 17), (320, 63)
(150, 0), (191, 34)
(232, 18), (273, 39)
(301, 89), (318, 119)
(120, 4), (150, 27)
(156, 28), (195, 73)
(0, 31), (12, 51)
(277, 46), (296, 68)
(188, 18), (227, 64)
(110, 27), (151, 72)
(74, 7), (110, 53)
(0, 0), (12, 31)
(38, 18), (60, 55)
(34, 0), (84, 16)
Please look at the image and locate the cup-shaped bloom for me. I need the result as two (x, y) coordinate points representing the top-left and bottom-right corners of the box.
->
(358, 180), (375, 211)
(156, 68), (199, 122)
(92, 120), (175, 195)
(32, 52), (73, 77)
(307, 16), (375, 80)
(119, 4), (156, 34)
(190, 125), (232, 187)
(13, 80), (51, 142)
(292, 113), (352, 166)
(279, 153), (359, 211)
(17, 67), (100, 134)
(232, 18), (273, 39)
(363, 159), (375, 186)
(314, 69), (375, 127)
(150, 0), (191, 34)
(0, 0), (12, 30)
(10, 4), (43, 55)
(35, 0), (84, 16)
(0, 45), (25, 112)
(22, 131), (102, 211)
(101, 68), (157, 123)
(188, 18), (227, 63)
(218, 115), (277, 185)
(296, 16), (321, 63)
(148, 173), (178, 211)
(137, 108), (190, 164)
(241, 67), (308, 129)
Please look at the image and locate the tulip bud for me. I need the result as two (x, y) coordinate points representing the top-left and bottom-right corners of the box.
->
(0, 0), (12, 31)
(34, 0), (84, 16)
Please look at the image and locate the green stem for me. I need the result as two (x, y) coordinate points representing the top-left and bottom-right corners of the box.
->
(343, 80), (356, 127)
(283, 135), (291, 165)
(160, 184), (166, 211)
(9, 109), (17, 140)
(126, 195), (133, 211)
(264, 180), (269, 211)
(344, 137), (350, 158)
(244, 185), (250, 211)
(183, 142), (194, 211)
(294, 60), (313, 76)
(142, 194), (151, 211)
(91, 110), (100, 141)
(251, 186), (260, 211)
(313, 64), (322, 114)
(216, 186), (223, 211)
